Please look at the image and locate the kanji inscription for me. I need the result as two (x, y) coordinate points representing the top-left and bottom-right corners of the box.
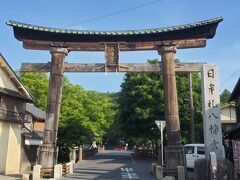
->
(233, 140), (240, 174)
(105, 43), (119, 65)
(201, 64), (225, 159)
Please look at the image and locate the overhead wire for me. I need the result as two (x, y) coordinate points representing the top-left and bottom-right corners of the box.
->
(220, 66), (240, 88)
(61, 0), (163, 28)
(0, 0), (163, 44)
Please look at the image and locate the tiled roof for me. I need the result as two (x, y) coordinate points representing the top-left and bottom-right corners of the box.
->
(7, 17), (223, 36)
(22, 131), (43, 140)
(229, 78), (240, 102)
(25, 103), (46, 120)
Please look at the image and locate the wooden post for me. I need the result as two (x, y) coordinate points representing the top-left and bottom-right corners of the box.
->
(38, 47), (68, 170)
(78, 146), (83, 162)
(189, 72), (195, 143)
(158, 45), (186, 171)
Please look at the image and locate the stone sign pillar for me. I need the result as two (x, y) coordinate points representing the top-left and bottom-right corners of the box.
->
(38, 47), (68, 170)
(201, 64), (225, 159)
(158, 45), (186, 170)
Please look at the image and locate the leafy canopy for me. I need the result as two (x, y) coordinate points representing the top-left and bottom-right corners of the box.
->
(19, 72), (115, 147)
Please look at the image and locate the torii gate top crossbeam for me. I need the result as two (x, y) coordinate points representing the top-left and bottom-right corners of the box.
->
(7, 17), (222, 51)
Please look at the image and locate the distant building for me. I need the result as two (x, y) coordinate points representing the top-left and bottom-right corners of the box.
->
(227, 78), (240, 138)
(221, 103), (237, 132)
(21, 103), (46, 173)
(0, 53), (45, 174)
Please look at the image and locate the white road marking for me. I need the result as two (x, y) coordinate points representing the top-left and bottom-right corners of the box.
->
(128, 173), (132, 179)
(121, 167), (139, 179)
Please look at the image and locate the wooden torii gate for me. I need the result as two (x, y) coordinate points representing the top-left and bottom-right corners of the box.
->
(8, 17), (222, 176)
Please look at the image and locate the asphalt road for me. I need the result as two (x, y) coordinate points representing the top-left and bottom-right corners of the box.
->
(60, 150), (155, 180)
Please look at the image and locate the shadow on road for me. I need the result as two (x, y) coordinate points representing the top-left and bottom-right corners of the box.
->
(61, 150), (155, 180)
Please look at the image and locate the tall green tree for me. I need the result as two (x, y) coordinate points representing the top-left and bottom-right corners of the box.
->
(176, 73), (203, 143)
(19, 72), (49, 110)
(117, 72), (164, 147)
(59, 78), (116, 146)
(19, 72), (116, 147)
(220, 89), (231, 106)
(116, 61), (203, 147)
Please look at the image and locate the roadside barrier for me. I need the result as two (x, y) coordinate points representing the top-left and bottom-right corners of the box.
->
(134, 148), (158, 160)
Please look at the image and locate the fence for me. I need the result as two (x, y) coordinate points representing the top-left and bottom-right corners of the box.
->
(134, 148), (158, 160)
(75, 146), (98, 162)
(40, 167), (54, 178)
(62, 163), (71, 176)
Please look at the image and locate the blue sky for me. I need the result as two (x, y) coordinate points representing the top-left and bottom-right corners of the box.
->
(1, 0), (240, 93)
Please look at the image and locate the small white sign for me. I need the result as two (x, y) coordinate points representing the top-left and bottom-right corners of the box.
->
(155, 120), (166, 132)
(25, 139), (43, 145)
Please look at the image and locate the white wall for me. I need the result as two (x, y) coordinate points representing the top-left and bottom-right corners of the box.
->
(0, 122), (21, 174)
(0, 67), (18, 91)
(221, 106), (236, 124)
(0, 122), (9, 173)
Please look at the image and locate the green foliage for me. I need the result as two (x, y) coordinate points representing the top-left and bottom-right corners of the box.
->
(19, 72), (115, 147)
(176, 72), (203, 143)
(19, 72), (49, 110)
(220, 89), (231, 106)
(118, 72), (164, 141)
(116, 64), (203, 147)
(18, 61), (206, 148)
(59, 80), (116, 147)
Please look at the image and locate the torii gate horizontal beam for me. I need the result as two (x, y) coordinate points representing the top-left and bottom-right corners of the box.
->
(20, 62), (204, 72)
(22, 39), (206, 51)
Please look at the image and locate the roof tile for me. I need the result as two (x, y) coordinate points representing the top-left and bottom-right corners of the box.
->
(7, 17), (223, 36)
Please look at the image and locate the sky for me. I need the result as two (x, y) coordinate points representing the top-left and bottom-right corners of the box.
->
(1, 0), (240, 93)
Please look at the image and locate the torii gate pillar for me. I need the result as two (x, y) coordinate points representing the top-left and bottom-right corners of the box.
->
(38, 47), (68, 170)
(158, 45), (186, 170)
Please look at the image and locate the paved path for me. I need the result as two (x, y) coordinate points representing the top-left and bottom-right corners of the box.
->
(60, 150), (155, 180)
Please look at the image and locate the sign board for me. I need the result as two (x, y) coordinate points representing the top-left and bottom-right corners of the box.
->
(201, 64), (225, 159)
(155, 120), (166, 132)
(232, 140), (240, 174)
(105, 43), (119, 65)
(155, 120), (166, 166)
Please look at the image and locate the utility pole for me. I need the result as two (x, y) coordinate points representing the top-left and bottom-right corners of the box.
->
(189, 72), (195, 143)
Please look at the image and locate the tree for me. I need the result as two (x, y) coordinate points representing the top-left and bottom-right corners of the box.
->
(116, 60), (203, 148)
(176, 72), (203, 143)
(19, 72), (49, 110)
(19, 73), (116, 147)
(82, 91), (116, 142)
(220, 89), (231, 106)
(117, 72), (164, 147)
